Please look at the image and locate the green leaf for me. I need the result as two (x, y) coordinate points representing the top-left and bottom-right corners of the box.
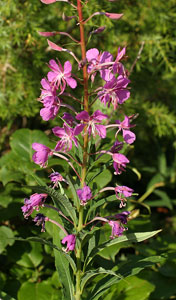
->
(88, 168), (112, 189)
(46, 186), (77, 225)
(146, 173), (164, 190)
(81, 267), (123, 292)
(10, 129), (50, 162)
(27, 185), (77, 225)
(146, 189), (172, 209)
(66, 175), (80, 209)
(85, 230), (161, 267)
(158, 152), (167, 176)
(0, 166), (24, 185)
(16, 242), (43, 268)
(18, 281), (59, 300)
(53, 225), (75, 300)
(87, 255), (163, 300)
(105, 276), (155, 300)
(0, 194), (13, 208)
(0, 226), (14, 253)
(85, 195), (117, 221)
(87, 154), (111, 172)
(0, 291), (16, 300)
(15, 237), (76, 273)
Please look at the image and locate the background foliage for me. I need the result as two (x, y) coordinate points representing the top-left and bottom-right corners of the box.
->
(0, 0), (176, 299)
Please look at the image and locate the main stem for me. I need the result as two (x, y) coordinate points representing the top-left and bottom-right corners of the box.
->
(76, 1), (89, 299)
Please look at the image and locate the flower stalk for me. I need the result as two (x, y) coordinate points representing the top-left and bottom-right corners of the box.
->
(22, 0), (139, 299)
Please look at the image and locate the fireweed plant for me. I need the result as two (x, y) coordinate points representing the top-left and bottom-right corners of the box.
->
(21, 1), (161, 299)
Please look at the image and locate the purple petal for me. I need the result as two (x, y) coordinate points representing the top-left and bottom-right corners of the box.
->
(74, 124), (85, 135)
(113, 153), (129, 164)
(116, 89), (130, 104)
(116, 76), (130, 88)
(47, 40), (63, 52)
(64, 61), (72, 75)
(32, 151), (48, 166)
(76, 111), (89, 121)
(65, 77), (77, 89)
(47, 71), (57, 82)
(41, 0), (57, 4)
(100, 69), (114, 82)
(86, 48), (99, 61)
(49, 59), (60, 71)
(41, 78), (51, 90)
(52, 127), (66, 137)
(40, 105), (59, 121)
(32, 143), (50, 152)
(95, 125), (106, 138)
(100, 51), (113, 64)
(92, 110), (108, 122)
(105, 13), (123, 19)
(123, 130), (136, 144)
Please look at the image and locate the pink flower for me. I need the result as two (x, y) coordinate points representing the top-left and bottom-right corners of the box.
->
(47, 59), (77, 93)
(113, 47), (127, 77)
(115, 186), (133, 207)
(52, 123), (78, 152)
(49, 172), (67, 187)
(112, 153), (130, 175)
(86, 48), (113, 82)
(115, 116), (136, 144)
(62, 234), (76, 252)
(39, 78), (60, 121)
(115, 186), (134, 198)
(33, 213), (46, 232)
(40, 78), (58, 106)
(77, 185), (92, 205)
(74, 110), (108, 138)
(62, 112), (75, 127)
(49, 172), (63, 183)
(109, 220), (125, 239)
(110, 140), (123, 153)
(21, 193), (47, 218)
(32, 143), (52, 167)
(98, 76), (130, 110)
(109, 211), (130, 239)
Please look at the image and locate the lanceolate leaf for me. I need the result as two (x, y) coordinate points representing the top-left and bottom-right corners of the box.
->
(46, 186), (77, 225)
(53, 226), (75, 300)
(81, 267), (123, 292)
(29, 185), (77, 225)
(87, 255), (164, 300)
(86, 195), (117, 221)
(66, 175), (80, 209)
(15, 237), (76, 273)
(85, 230), (161, 267)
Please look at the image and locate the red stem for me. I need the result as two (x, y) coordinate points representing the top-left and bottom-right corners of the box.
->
(77, 0), (89, 187)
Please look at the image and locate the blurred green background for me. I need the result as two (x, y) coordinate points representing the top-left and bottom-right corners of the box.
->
(0, 0), (176, 299)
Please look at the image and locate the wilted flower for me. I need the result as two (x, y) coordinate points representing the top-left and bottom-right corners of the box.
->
(21, 193), (47, 218)
(62, 112), (75, 127)
(109, 211), (130, 239)
(112, 153), (130, 175)
(62, 234), (76, 252)
(32, 143), (52, 167)
(33, 213), (46, 232)
(115, 186), (134, 207)
(77, 185), (92, 205)
(109, 220), (125, 238)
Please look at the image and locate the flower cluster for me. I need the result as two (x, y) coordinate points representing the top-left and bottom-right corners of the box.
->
(22, 0), (136, 254)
